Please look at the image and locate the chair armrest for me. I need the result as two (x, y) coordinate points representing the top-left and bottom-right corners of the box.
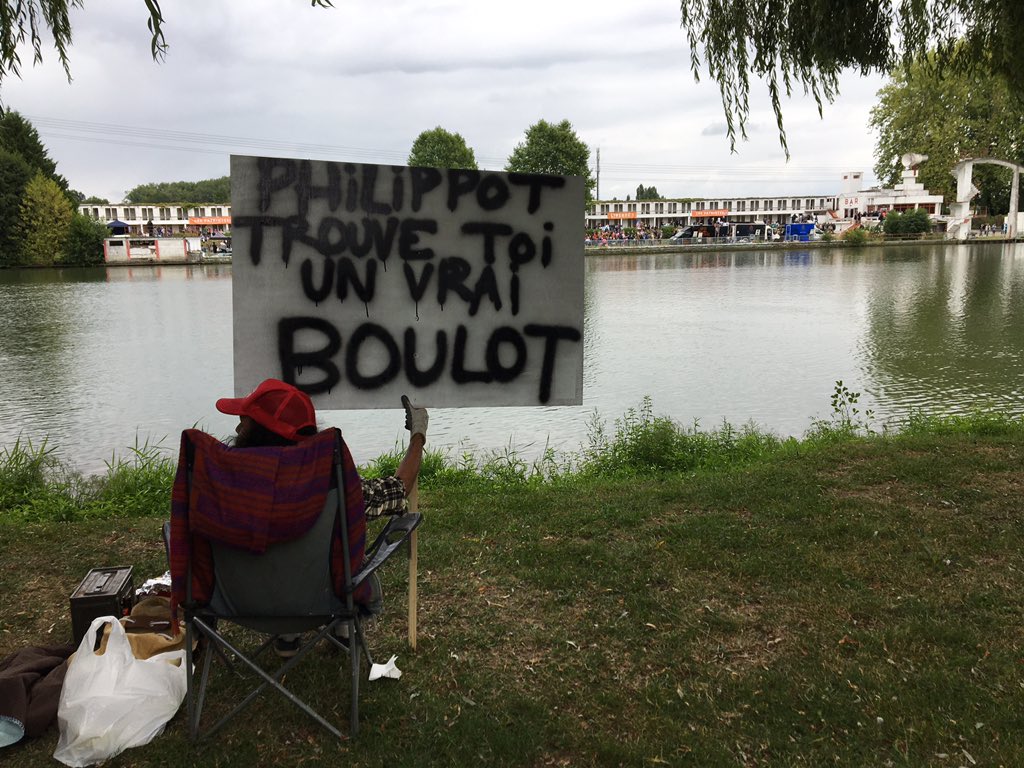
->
(351, 512), (422, 588)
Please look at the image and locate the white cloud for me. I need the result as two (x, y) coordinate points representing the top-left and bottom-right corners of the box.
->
(2, 0), (888, 202)
(701, 122), (728, 136)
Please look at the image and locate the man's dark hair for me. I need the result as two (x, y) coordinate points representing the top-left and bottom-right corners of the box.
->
(233, 420), (317, 448)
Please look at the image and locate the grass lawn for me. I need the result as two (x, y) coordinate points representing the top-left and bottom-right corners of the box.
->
(1, 421), (1023, 766)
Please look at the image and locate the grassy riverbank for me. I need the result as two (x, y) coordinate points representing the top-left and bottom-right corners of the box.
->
(2, 403), (1023, 766)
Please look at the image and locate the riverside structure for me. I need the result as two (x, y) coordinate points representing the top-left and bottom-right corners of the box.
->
(78, 163), (950, 240)
(584, 165), (946, 232)
(77, 202), (231, 236)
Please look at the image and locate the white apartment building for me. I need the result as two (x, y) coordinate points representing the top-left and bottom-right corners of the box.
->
(586, 167), (945, 231)
(77, 203), (232, 235)
(586, 193), (841, 231)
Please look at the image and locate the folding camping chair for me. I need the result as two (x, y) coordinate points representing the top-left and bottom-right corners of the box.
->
(167, 427), (421, 740)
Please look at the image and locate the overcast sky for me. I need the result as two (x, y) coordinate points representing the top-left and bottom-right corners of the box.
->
(5, 0), (888, 203)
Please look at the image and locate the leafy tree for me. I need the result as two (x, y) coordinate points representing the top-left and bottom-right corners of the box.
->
(15, 173), (73, 266)
(0, 110), (67, 190)
(126, 177), (230, 203)
(636, 185), (660, 200)
(505, 119), (595, 202)
(187, 177), (229, 202)
(81, 195), (110, 205)
(63, 213), (107, 266)
(869, 56), (1024, 215)
(408, 127), (477, 170)
(679, 0), (1024, 154)
(0, 146), (32, 264)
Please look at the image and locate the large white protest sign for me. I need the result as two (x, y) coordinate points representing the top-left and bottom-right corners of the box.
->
(230, 155), (584, 408)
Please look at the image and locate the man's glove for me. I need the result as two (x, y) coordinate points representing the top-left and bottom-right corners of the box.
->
(401, 395), (428, 441)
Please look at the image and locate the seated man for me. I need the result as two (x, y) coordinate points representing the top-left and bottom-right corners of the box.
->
(213, 378), (428, 655)
(218, 378), (427, 519)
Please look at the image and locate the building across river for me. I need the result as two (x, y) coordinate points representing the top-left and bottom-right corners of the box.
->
(77, 202), (231, 236)
(585, 165), (945, 232)
(77, 162), (948, 240)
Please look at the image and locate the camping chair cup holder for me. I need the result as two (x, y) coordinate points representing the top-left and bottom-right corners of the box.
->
(168, 428), (421, 740)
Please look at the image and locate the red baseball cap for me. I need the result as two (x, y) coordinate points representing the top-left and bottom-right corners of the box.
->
(216, 379), (317, 442)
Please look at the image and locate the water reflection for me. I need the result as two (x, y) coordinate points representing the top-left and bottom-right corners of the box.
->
(0, 265), (237, 471)
(101, 264), (233, 282)
(1, 246), (1022, 474)
(861, 244), (1024, 419)
(0, 270), (79, 430)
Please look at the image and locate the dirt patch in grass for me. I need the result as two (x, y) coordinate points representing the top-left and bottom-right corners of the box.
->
(977, 469), (1023, 496)
(690, 598), (789, 674)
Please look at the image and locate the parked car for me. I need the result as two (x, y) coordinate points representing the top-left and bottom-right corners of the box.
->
(669, 225), (719, 240)
(732, 222), (771, 242)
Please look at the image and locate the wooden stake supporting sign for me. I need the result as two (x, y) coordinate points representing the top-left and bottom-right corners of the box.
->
(407, 482), (418, 650)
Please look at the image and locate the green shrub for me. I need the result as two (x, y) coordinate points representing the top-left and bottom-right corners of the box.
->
(883, 208), (931, 236)
(579, 396), (784, 477)
(805, 380), (876, 442)
(90, 438), (176, 518)
(63, 213), (108, 266)
(842, 227), (869, 246)
(904, 207), (932, 232)
(0, 437), (56, 511)
(0, 437), (89, 521)
(900, 409), (1024, 437)
(360, 444), (478, 488)
(882, 211), (903, 235)
(0, 436), (173, 522)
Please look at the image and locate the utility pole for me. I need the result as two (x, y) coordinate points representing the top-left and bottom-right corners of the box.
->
(595, 147), (600, 201)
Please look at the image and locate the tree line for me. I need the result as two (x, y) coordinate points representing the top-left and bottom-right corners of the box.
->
(123, 177), (231, 204)
(407, 119), (596, 203)
(0, 111), (106, 267)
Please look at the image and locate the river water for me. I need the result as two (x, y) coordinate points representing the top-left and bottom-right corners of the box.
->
(1, 242), (1022, 475)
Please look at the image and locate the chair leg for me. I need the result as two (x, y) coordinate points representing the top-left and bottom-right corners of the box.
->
(349, 617), (359, 737)
(190, 621), (348, 741)
(186, 616), (221, 740)
(194, 635), (216, 735)
(185, 619), (197, 739)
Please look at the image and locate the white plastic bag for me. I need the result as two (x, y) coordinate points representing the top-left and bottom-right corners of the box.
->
(53, 615), (187, 767)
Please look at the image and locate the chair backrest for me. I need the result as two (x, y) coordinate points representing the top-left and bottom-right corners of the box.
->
(208, 487), (341, 625)
(175, 428), (360, 634)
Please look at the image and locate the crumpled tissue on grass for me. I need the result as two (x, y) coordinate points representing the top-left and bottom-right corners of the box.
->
(368, 655), (401, 681)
